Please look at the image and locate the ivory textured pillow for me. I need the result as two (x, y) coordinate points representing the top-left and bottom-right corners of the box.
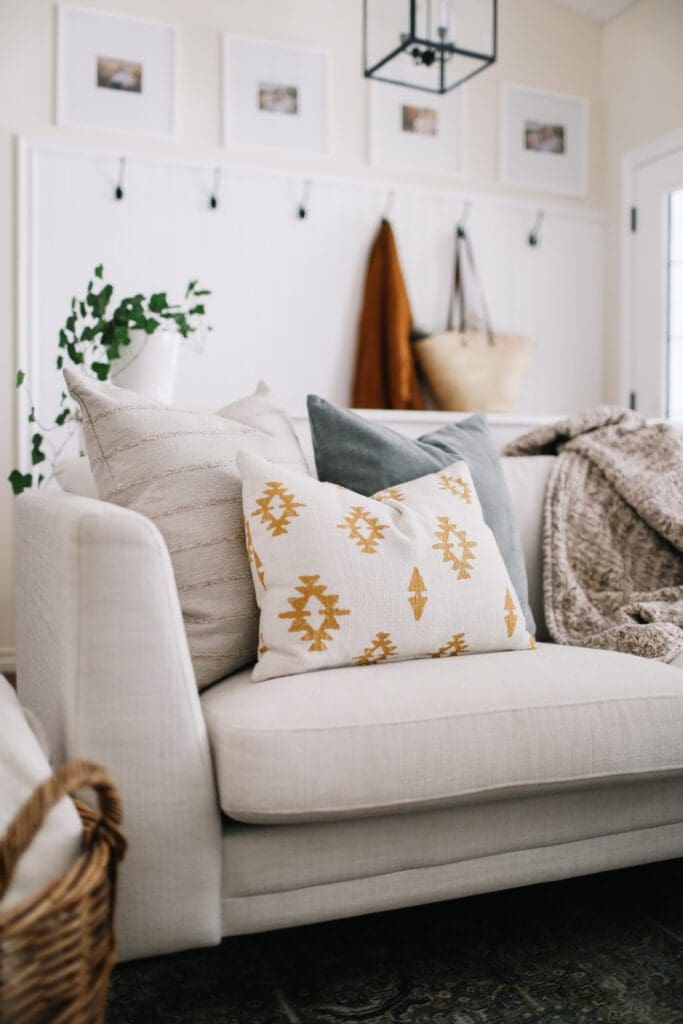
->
(65, 370), (309, 689)
(237, 451), (534, 682)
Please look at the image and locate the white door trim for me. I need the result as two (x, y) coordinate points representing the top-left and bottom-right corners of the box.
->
(620, 127), (683, 408)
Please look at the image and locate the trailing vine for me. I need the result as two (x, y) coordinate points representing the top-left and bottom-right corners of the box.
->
(9, 265), (210, 494)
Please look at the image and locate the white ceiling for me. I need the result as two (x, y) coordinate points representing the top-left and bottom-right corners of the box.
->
(545, 0), (638, 22)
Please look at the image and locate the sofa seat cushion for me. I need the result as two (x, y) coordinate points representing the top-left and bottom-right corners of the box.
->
(201, 643), (683, 824)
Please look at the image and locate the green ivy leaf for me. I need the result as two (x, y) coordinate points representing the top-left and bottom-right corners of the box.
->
(148, 292), (168, 313)
(56, 354), (63, 369)
(8, 469), (32, 495)
(15, 369), (25, 388)
(95, 264), (103, 279)
(144, 317), (159, 334)
(55, 408), (70, 426)
(91, 361), (110, 381)
(28, 407), (35, 423)
(185, 279), (197, 298)
(66, 342), (84, 365)
(31, 434), (46, 466)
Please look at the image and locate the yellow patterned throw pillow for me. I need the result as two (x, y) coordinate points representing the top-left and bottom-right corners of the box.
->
(237, 451), (534, 682)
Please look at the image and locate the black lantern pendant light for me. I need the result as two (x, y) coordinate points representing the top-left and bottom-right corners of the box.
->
(363, 0), (497, 94)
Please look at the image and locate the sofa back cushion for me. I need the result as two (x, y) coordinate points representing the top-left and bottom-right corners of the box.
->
(55, 415), (555, 648)
(65, 371), (309, 689)
(502, 456), (555, 640)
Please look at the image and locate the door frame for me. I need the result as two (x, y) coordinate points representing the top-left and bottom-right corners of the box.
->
(620, 126), (683, 410)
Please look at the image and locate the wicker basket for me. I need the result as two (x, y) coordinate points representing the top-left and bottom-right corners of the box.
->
(0, 761), (127, 1024)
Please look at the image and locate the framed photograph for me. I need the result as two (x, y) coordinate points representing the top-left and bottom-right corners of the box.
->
(500, 84), (588, 197)
(369, 72), (463, 177)
(223, 36), (329, 156)
(57, 4), (176, 137)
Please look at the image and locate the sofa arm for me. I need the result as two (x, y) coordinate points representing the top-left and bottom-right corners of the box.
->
(14, 491), (222, 960)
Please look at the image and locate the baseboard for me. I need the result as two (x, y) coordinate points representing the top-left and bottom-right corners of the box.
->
(0, 647), (16, 674)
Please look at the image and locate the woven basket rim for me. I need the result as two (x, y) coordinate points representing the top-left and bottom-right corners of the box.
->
(0, 799), (112, 931)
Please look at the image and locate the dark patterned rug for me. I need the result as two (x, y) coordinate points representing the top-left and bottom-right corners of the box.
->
(108, 859), (683, 1024)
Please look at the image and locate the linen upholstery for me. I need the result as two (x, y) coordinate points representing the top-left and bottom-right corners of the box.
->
(220, 823), (683, 937)
(221, 777), (683, 898)
(54, 456), (99, 498)
(64, 371), (308, 688)
(15, 491), (222, 960)
(0, 677), (83, 913)
(239, 453), (532, 681)
(501, 456), (555, 639)
(307, 396), (534, 632)
(201, 644), (683, 823)
(16, 414), (683, 961)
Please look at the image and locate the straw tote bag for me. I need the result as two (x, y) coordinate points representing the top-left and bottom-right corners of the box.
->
(414, 230), (533, 413)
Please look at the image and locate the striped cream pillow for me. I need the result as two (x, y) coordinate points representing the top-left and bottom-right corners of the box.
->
(65, 370), (309, 689)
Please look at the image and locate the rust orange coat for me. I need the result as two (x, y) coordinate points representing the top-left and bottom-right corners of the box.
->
(351, 220), (424, 411)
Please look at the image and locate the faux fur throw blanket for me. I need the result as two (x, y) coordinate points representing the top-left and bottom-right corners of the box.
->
(503, 406), (683, 662)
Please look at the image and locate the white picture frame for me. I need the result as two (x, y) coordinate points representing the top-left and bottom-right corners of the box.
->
(368, 74), (464, 177)
(500, 83), (589, 197)
(56, 4), (176, 137)
(222, 35), (330, 157)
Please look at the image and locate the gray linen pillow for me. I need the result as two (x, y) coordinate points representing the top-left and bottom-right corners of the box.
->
(307, 395), (535, 634)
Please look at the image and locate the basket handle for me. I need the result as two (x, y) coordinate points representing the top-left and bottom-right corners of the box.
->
(0, 760), (123, 900)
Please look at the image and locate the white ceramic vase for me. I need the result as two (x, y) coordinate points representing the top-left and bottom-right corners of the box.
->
(111, 327), (181, 403)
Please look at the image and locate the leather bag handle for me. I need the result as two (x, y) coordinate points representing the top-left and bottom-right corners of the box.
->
(447, 230), (495, 345)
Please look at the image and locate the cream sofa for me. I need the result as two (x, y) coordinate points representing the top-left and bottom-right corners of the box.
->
(14, 422), (683, 962)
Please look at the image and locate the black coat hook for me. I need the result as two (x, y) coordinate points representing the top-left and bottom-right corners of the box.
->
(298, 179), (312, 219)
(528, 210), (545, 247)
(383, 190), (396, 220)
(209, 168), (221, 210)
(114, 156), (126, 201)
(457, 199), (471, 238)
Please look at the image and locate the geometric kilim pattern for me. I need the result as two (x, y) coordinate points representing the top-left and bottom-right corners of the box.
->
(504, 588), (518, 638)
(407, 566), (428, 621)
(432, 516), (477, 579)
(438, 474), (473, 504)
(278, 574), (350, 652)
(338, 506), (389, 554)
(430, 632), (469, 658)
(353, 631), (398, 665)
(251, 481), (305, 537)
(374, 486), (405, 503)
(244, 520), (266, 589)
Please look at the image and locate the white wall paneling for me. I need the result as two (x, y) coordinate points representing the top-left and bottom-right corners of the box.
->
(17, 135), (604, 467)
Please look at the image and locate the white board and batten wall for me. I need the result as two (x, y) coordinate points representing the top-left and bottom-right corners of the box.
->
(17, 135), (604, 464)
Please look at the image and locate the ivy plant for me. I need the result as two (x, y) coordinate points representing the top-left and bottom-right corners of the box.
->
(9, 265), (211, 495)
